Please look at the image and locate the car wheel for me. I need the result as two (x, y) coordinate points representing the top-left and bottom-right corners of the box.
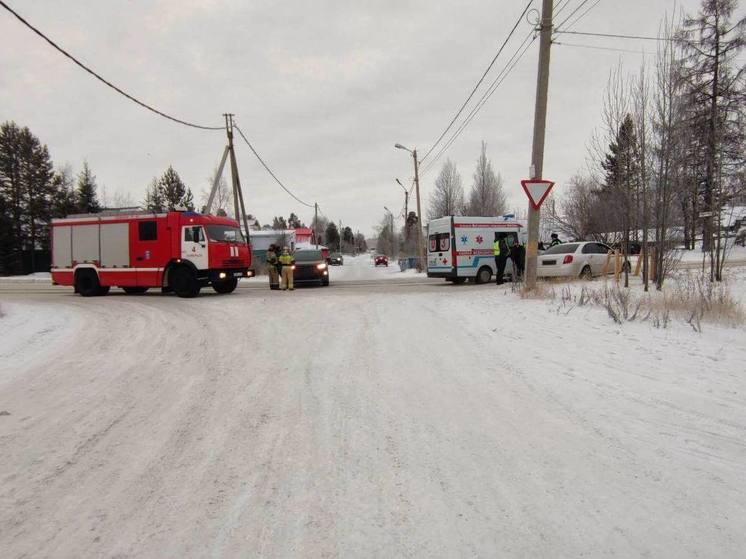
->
(475, 266), (492, 284)
(171, 266), (200, 298)
(122, 286), (149, 295)
(212, 277), (238, 294)
(75, 269), (100, 297)
(622, 261), (631, 273)
(580, 265), (593, 280)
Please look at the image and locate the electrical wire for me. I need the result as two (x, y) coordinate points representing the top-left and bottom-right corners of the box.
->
(553, 0), (593, 33)
(233, 125), (315, 209)
(419, 0), (535, 163)
(554, 41), (653, 55)
(555, 0), (601, 34)
(553, 0), (573, 19)
(0, 0), (223, 131)
(555, 30), (683, 42)
(421, 31), (537, 176)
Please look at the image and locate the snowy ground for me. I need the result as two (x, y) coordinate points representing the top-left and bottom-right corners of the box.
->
(1, 261), (745, 557)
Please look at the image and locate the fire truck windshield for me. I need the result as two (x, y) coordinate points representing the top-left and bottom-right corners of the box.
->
(206, 225), (246, 244)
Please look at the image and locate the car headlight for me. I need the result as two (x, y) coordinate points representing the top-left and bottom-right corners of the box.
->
(316, 263), (327, 270)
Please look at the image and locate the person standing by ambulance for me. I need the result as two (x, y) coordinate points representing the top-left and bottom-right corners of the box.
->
(279, 246), (295, 291)
(493, 232), (509, 285)
(266, 244), (280, 290)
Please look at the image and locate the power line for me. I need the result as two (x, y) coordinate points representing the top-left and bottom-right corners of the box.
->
(555, 30), (680, 42)
(421, 31), (537, 176)
(554, 41), (653, 55)
(233, 125), (315, 209)
(553, 0), (593, 33)
(420, 0), (535, 163)
(553, 0), (573, 19)
(0, 0), (222, 131)
(558, 0), (602, 33)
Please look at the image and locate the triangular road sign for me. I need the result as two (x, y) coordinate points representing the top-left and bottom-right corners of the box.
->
(521, 179), (555, 210)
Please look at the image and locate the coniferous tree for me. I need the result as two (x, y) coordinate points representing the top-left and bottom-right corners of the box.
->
(158, 165), (192, 210)
(325, 222), (340, 250)
(144, 178), (165, 212)
(272, 216), (288, 230)
(76, 161), (101, 213)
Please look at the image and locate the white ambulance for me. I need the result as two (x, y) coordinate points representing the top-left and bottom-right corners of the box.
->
(426, 216), (526, 284)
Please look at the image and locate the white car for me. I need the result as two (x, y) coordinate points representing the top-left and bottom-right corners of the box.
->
(537, 241), (631, 279)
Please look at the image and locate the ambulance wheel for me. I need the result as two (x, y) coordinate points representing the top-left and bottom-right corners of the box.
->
(212, 277), (238, 294)
(75, 269), (101, 297)
(475, 266), (492, 284)
(171, 267), (200, 298)
(122, 286), (149, 295)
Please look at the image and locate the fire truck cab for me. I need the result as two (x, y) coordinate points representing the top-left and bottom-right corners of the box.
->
(51, 210), (254, 297)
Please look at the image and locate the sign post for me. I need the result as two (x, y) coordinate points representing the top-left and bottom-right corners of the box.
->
(521, 179), (555, 290)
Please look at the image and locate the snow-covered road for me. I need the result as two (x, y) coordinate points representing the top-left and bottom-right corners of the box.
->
(1, 269), (745, 557)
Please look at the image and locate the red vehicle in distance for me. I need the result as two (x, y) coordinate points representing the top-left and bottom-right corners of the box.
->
(374, 255), (389, 267)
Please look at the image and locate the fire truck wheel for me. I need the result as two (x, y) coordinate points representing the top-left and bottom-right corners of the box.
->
(212, 277), (238, 294)
(171, 267), (200, 298)
(122, 287), (149, 295)
(75, 269), (101, 297)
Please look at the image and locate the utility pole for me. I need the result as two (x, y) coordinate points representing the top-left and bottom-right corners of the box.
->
(525, 0), (553, 290)
(314, 202), (319, 248)
(412, 149), (424, 272)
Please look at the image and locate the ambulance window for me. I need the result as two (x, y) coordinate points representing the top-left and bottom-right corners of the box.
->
(139, 221), (157, 241)
(429, 235), (438, 252)
(438, 234), (450, 251)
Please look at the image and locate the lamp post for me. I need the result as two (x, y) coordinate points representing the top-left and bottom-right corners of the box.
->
(395, 178), (409, 222)
(395, 143), (424, 271)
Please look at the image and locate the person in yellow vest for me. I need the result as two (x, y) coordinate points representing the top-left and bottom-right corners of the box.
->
(493, 232), (509, 285)
(278, 246), (295, 291)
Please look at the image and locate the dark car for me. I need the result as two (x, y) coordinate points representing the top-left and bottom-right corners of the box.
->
(329, 253), (344, 266)
(374, 255), (389, 267)
(293, 249), (330, 286)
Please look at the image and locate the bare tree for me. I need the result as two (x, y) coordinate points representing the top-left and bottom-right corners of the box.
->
(428, 159), (464, 220)
(201, 166), (233, 216)
(465, 141), (506, 216)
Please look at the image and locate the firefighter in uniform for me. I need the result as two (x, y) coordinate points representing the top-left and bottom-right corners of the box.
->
(266, 244), (280, 290)
(493, 232), (509, 285)
(279, 246), (295, 291)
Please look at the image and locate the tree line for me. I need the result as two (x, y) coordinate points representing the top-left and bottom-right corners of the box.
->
(545, 0), (744, 288)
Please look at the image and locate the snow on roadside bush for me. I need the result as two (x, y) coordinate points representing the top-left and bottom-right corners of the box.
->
(524, 272), (744, 332)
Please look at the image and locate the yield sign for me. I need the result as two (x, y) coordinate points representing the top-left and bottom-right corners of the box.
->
(521, 179), (555, 210)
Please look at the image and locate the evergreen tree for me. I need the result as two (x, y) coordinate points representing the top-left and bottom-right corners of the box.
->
(287, 212), (303, 228)
(76, 161), (101, 213)
(325, 222), (340, 250)
(0, 121), (60, 272)
(158, 165), (191, 210)
(144, 177), (165, 212)
(51, 164), (78, 217)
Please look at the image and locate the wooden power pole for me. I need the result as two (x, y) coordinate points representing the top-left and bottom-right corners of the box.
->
(525, 0), (554, 290)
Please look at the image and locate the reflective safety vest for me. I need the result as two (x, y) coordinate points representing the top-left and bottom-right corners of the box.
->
(493, 240), (502, 256)
(279, 254), (294, 266)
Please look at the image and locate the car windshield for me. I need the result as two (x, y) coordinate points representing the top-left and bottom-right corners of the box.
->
(295, 250), (323, 262)
(206, 225), (245, 243)
(543, 243), (579, 255)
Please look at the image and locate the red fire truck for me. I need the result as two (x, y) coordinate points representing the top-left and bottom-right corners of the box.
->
(50, 210), (253, 297)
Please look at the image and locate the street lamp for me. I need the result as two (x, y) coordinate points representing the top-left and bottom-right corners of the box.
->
(394, 143), (424, 271)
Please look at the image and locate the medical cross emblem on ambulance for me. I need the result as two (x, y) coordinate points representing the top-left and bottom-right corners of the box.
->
(461, 235), (468, 245)
(475, 235), (483, 244)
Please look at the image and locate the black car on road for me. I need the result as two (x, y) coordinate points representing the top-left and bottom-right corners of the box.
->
(293, 249), (330, 286)
(329, 253), (344, 266)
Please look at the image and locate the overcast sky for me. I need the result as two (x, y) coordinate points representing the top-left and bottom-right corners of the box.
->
(1, 0), (732, 236)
